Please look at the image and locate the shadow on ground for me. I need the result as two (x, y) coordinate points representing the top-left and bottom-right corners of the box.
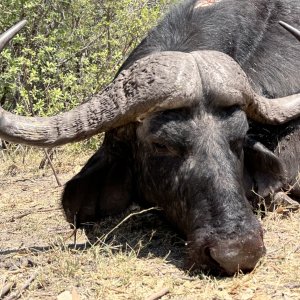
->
(84, 209), (187, 269)
(1, 208), (187, 271)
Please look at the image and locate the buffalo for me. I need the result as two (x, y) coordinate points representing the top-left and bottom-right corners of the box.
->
(0, 0), (300, 275)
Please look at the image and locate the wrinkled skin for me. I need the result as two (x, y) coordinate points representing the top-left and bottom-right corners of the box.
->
(62, 0), (300, 275)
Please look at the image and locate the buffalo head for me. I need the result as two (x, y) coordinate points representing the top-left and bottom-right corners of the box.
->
(1, 21), (300, 275)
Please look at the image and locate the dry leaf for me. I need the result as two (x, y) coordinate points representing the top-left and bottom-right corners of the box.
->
(57, 290), (72, 300)
(72, 288), (80, 300)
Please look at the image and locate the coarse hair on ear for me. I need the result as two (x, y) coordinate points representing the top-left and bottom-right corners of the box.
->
(62, 130), (135, 227)
(243, 137), (286, 200)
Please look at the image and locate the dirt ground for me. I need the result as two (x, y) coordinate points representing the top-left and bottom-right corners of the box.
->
(0, 148), (300, 300)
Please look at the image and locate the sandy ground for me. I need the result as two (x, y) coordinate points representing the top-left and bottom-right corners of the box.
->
(0, 149), (300, 299)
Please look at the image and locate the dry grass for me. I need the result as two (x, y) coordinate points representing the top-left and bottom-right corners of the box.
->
(0, 147), (300, 300)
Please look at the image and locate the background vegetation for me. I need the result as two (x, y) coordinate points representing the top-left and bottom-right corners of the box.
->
(0, 0), (175, 149)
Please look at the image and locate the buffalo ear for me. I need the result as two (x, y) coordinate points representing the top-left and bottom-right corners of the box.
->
(243, 137), (286, 199)
(62, 133), (134, 227)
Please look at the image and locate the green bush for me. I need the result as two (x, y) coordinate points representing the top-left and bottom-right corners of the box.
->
(0, 0), (175, 118)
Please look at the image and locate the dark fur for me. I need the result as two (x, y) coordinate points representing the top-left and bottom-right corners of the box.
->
(62, 0), (300, 274)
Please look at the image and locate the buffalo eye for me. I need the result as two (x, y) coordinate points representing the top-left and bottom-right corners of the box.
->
(152, 141), (169, 153)
(151, 141), (177, 156)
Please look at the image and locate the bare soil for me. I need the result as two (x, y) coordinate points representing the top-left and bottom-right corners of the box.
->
(0, 148), (300, 300)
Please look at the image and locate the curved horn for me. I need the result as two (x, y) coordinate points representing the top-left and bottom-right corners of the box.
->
(245, 93), (300, 124)
(0, 47), (202, 146)
(0, 20), (27, 52)
(246, 22), (300, 123)
(191, 51), (300, 124)
(279, 21), (300, 41)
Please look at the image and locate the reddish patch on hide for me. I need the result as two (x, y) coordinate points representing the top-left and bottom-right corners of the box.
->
(195, 0), (220, 9)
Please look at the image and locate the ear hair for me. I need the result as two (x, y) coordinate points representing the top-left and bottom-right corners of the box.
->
(243, 137), (286, 198)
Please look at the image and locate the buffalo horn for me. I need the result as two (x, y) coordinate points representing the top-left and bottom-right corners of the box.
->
(245, 93), (300, 124)
(0, 24), (202, 146)
(190, 51), (300, 125)
(246, 22), (300, 123)
(279, 21), (300, 41)
(0, 20), (27, 52)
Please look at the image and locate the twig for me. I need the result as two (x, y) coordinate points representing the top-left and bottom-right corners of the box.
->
(0, 149), (6, 161)
(5, 269), (39, 300)
(44, 148), (62, 187)
(6, 207), (60, 223)
(73, 213), (78, 246)
(8, 212), (31, 221)
(63, 217), (78, 245)
(58, 34), (102, 66)
(145, 288), (170, 300)
(0, 282), (16, 299)
(101, 207), (161, 243)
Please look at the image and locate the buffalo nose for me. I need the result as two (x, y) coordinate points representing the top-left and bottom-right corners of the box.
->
(209, 232), (266, 275)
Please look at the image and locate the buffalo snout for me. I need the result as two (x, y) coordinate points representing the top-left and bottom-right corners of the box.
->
(187, 218), (266, 275)
(209, 230), (265, 275)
